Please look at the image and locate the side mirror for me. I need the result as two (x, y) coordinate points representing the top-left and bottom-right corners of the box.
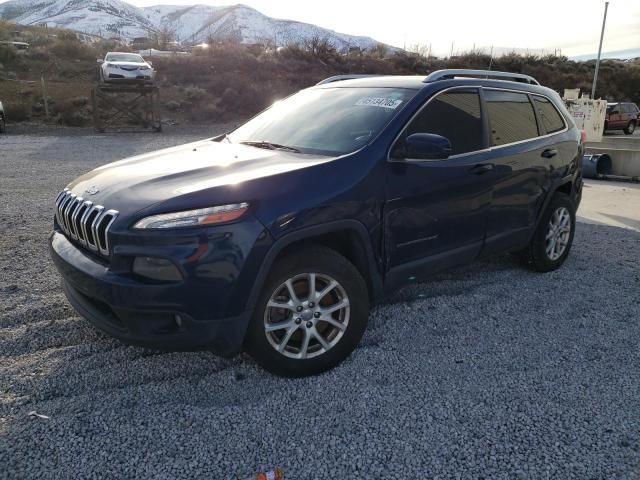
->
(97, 59), (104, 64)
(403, 133), (452, 160)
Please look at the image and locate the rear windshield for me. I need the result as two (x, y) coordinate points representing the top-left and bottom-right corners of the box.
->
(106, 53), (144, 63)
(228, 87), (417, 155)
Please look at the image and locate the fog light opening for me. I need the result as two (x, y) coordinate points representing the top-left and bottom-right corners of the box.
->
(132, 256), (182, 282)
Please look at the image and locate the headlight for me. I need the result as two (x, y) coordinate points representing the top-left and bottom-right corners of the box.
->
(133, 203), (249, 229)
(140, 65), (150, 70)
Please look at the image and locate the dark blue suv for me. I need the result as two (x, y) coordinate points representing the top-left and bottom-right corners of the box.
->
(50, 69), (583, 377)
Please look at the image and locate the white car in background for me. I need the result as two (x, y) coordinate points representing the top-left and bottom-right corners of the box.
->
(97, 52), (156, 84)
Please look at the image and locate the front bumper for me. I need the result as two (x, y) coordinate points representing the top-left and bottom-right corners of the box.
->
(49, 219), (270, 355)
(104, 67), (155, 82)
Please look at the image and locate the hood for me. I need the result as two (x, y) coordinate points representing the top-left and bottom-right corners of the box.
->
(66, 139), (335, 215)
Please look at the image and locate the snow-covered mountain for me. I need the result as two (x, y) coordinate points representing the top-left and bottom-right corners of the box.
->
(0, 0), (387, 50)
(0, 0), (155, 40)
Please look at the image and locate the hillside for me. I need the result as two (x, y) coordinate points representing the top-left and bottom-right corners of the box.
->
(0, 21), (638, 128)
(0, 0), (386, 49)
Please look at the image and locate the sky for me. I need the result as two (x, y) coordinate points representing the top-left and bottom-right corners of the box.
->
(1, 0), (638, 56)
(121, 0), (640, 56)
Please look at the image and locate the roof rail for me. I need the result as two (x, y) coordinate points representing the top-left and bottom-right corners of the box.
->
(423, 69), (540, 85)
(316, 74), (382, 85)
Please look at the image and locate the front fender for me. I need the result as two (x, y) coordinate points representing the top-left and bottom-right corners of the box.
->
(242, 220), (384, 325)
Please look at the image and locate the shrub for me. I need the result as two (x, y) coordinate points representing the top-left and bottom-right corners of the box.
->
(188, 102), (222, 123)
(70, 96), (89, 107)
(164, 100), (181, 111)
(4, 102), (31, 122)
(0, 44), (16, 65)
(50, 38), (95, 62)
(183, 85), (207, 100)
(58, 109), (90, 127)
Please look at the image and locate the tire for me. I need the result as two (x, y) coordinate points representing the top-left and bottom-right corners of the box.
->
(0, 114), (5, 134)
(519, 193), (576, 272)
(623, 121), (636, 135)
(244, 246), (369, 377)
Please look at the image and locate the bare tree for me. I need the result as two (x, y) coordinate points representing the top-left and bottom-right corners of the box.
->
(302, 35), (336, 61)
(147, 22), (177, 50)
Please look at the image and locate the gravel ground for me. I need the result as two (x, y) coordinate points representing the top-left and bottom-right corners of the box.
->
(1, 127), (640, 480)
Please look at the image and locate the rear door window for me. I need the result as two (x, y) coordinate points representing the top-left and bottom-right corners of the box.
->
(533, 96), (566, 134)
(485, 90), (538, 146)
(405, 89), (484, 155)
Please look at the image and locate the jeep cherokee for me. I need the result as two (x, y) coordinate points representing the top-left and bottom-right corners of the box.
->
(50, 69), (583, 377)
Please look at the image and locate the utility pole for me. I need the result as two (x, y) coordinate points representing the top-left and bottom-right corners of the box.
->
(591, 1), (609, 99)
(488, 45), (494, 71)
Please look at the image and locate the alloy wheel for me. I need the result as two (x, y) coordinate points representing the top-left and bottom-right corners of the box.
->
(264, 273), (350, 359)
(545, 207), (571, 261)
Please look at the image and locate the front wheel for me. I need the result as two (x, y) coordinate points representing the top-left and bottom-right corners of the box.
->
(519, 193), (576, 272)
(623, 121), (636, 135)
(244, 246), (369, 377)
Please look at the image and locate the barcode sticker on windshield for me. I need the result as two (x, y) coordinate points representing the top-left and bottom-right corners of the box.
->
(356, 97), (403, 109)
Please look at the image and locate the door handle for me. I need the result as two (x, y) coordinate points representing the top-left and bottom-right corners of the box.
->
(542, 149), (558, 158)
(469, 163), (494, 174)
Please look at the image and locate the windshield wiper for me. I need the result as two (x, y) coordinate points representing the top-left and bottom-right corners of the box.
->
(239, 141), (301, 153)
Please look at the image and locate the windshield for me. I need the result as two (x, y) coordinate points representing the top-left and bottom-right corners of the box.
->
(227, 87), (416, 155)
(106, 53), (145, 63)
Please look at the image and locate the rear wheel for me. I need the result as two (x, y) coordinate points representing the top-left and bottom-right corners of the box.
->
(245, 246), (369, 377)
(519, 193), (576, 272)
(624, 121), (636, 135)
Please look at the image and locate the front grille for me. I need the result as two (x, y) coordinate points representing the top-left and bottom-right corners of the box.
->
(55, 189), (118, 256)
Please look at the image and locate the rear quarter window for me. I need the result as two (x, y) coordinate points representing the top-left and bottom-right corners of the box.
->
(484, 90), (538, 146)
(533, 96), (565, 134)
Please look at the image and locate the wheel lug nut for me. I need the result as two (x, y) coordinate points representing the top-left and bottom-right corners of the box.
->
(308, 302), (314, 308)
(306, 321), (313, 328)
(295, 318), (302, 324)
(314, 312), (321, 318)
(296, 306), (303, 312)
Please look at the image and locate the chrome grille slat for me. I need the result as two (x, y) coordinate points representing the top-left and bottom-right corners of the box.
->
(67, 197), (82, 240)
(72, 201), (89, 244)
(78, 201), (94, 245)
(89, 206), (105, 252)
(63, 194), (77, 233)
(54, 191), (118, 256)
(58, 194), (74, 232)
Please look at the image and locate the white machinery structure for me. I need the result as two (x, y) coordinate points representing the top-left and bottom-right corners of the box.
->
(563, 89), (607, 144)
